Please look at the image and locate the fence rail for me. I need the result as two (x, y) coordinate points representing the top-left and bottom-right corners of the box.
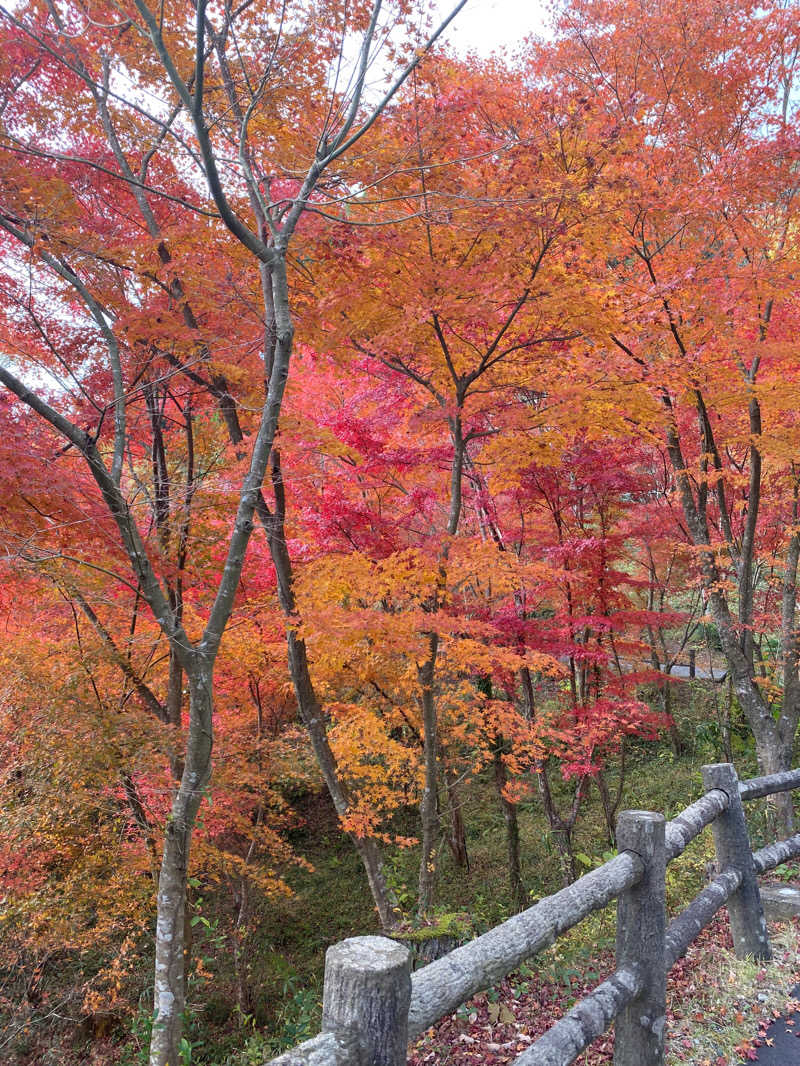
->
(267, 763), (800, 1066)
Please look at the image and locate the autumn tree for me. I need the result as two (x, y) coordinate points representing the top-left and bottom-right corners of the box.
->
(551, 0), (800, 828)
(0, 1), (466, 1061)
(298, 54), (596, 911)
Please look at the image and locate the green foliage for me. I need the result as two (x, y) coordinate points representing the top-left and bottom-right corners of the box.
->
(665, 833), (717, 915)
(247, 975), (321, 1059)
(702, 622), (723, 651)
(773, 861), (800, 883)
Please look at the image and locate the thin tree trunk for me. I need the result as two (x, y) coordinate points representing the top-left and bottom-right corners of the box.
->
(777, 501), (800, 832)
(415, 411), (466, 914)
(661, 403), (796, 833)
(260, 448), (398, 928)
(722, 677), (734, 763)
(149, 658), (213, 1066)
(537, 765), (583, 886)
(417, 633), (440, 916)
(708, 586), (794, 831)
(519, 666), (536, 721)
(663, 680), (683, 758)
(121, 771), (159, 880)
(166, 649), (185, 781)
(287, 626), (399, 928)
(442, 757), (469, 870)
(493, 744), (526, 911)
(595, 744), (626, 848)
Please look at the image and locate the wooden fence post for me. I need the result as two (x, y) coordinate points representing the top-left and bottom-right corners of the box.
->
(702, 763), (771, 960)
(614, 810), (666, 1066)
(321, 935), (411, 1066)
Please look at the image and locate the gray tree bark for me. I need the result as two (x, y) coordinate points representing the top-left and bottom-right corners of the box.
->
(493, 744), (526, 910)
(661, 407), (798, 833)
(417, 634), (441, 916)
(151, 661), (214, 1065)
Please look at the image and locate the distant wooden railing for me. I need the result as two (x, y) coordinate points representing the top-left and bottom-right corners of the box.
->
(267, 763), (800, 1066)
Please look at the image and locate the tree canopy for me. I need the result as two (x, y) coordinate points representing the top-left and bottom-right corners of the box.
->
(1, 0), (799, 1062)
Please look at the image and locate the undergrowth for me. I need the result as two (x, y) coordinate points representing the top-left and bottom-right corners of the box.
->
(5, 680), (798, 1065)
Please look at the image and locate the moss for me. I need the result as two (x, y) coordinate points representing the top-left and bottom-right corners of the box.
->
(394, 912), (473, 942)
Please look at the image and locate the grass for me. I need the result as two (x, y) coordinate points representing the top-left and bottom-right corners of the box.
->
(667, 917), (800, 1065)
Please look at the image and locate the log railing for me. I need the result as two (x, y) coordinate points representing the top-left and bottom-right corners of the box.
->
(266, 763), (800, 1066)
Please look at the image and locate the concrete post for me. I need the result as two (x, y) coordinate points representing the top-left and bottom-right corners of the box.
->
(702, 763), (771, 960)
(321, 936), (411, 1066)
(614, 810), (666, 1066)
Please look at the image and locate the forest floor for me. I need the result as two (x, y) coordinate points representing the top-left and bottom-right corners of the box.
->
(408, 914), (800, 1066)
(233, 677), (800, 1066)
(201, 679), (800, 1065)
(737, 981), (800, 1065)
(5, 678), (798, 1066)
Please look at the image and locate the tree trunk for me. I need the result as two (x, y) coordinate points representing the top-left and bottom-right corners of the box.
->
(537, 766), (581, 886)
(261, 474), (399, 929)
(595, 748), (626, 848)
(758, 742), (795, 836)
(722, 676), (734, 763)
(777, 519), (800, 832)
(286, 629), (399, 930)
(417, 634), (440, 916)
(663, 679), (684, 757)
(493, 744), (526, 911)
(662, 401), (796, 834)
(149, 658), (213, 1066)
(519, 666), (536, 720)
(442, 759), (469, 870)
(166, 648), (185, 781)
(707, 588), (794, 833)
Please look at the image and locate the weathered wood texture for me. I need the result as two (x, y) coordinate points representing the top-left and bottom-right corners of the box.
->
(407, 851), (644, 1039)
(739, 768), (800, 801)
(267, 1032), (356, 1066)
(614, 812), (666, 1066)
(511, 969), (641, 1066)
(752, 832), (800, 874)
(702, 764), (771, 960)
(664, 789), (729, 862)
(664, 867), (742, 969)
(322, 937), (411, 1066)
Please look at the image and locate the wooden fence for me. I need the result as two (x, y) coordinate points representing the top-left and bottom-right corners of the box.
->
(266, 762), (800, 1066)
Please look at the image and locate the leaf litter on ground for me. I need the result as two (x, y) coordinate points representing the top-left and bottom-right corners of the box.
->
(408, 914), (800, 1066)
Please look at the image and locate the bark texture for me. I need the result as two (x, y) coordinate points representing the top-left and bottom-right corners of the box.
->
(493, 745), (526, 910)
(322, 937), (411, 1066)
(702, 763), (771, 960)
(614, 811), (666, 1066)
(150, 663), (214, 1066)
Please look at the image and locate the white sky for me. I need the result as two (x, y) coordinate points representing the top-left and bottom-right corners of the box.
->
(434, 0), (552, 56)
